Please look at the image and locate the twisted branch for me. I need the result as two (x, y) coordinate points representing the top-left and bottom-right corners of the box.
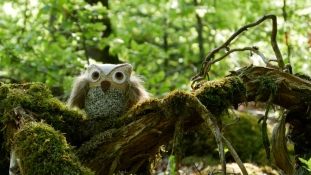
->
(191, 14), (284, 87)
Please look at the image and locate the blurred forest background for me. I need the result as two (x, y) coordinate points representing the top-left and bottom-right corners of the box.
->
(0, 0), (310, 98)
(1, 0), (311, 172)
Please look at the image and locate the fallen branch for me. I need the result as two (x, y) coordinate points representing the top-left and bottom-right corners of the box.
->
(1, 66), (311, 174)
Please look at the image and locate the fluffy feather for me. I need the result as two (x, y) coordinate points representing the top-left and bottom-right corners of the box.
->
(67, 72), (89, 109)
(126, 75), (150, 108)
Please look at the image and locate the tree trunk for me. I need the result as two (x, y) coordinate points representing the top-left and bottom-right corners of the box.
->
(84, 0), (120, 64)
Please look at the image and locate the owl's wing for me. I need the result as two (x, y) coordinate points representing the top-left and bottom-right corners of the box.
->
(126, 75), (150, 108)
(67, 74), (89, 109)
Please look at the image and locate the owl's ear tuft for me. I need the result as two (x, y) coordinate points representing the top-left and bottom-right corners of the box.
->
(67, 73), (89, 109)
(127, 75), (150, 108)
(126, 64), (133, 75)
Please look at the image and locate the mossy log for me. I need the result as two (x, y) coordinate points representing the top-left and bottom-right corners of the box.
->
(231, 65), (311, 109)
(230, 66), (311, 175)
(1, 66), (311, 175)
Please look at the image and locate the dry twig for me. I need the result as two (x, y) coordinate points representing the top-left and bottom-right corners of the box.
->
(191, 14), (284, 87)
(222, 107), (241, 133)
(195, 98), (248, 175)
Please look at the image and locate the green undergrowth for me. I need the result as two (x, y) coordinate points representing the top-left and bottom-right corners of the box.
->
(13, 122), (94, 175)
(181, 111), (271, 166)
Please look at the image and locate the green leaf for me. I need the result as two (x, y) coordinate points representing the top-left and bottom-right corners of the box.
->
(58, 0), (68, 6)
(37, 5), (51, 19)
(299, 157), (311, 172)
(169, 155), (175, 175)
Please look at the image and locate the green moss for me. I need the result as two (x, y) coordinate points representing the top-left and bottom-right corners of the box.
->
(161, 90), (195, 118)
(0, 83), (53, 116)
(116, 98), (160, 125)
(254, 76), (279, 162)
(0, 82), (94, 173)
(0, 83), (90, 147)
(76, 128), (119, 160)
(193, 77), (246, 117)
(14, 122), (94, 175)
(255, 76), (279, 101)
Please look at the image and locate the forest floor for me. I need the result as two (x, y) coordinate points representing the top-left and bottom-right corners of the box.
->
(193, 163), (279, 175)
(154, 158), (280, 175)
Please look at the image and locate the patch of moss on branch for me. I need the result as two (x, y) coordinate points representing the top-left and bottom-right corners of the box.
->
(76, 128), (120, 160)
(13, 122), (94, 175)
(161, 90), (195, 118)
(0, 82), (95, 174)
(193, 77), (246, 116)
(251, 75), (280, 162)
(255, 76), (279, 101)
(0, 83), (89, 148)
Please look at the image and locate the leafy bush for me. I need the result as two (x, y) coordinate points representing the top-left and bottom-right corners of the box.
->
(182, 111), (271, 165)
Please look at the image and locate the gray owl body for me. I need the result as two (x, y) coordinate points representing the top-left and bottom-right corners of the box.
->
(67, 63), (149, 120)
(85, 87), (126, 119)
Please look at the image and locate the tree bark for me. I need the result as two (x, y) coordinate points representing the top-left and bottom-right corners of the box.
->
(84, 0), (120, 64)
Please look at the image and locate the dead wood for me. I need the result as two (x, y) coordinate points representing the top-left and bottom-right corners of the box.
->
(230, 66), (311, 175)
(191, 14), (285, 86)
(230, 65), (311, 109)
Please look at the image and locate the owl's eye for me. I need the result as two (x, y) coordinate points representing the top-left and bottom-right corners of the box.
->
(112, 71), (126, 84)
(92, 71), (100, 80)
(88, 69), (101, 82)
(115, 72), (124, 80)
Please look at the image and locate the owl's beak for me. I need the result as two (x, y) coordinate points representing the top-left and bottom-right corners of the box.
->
(101, 80), (111, 92)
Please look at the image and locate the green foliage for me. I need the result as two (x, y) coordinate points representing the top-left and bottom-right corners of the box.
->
(0, 0), (103, 93)
(182, 111), (270, 165)
(299, 157), (311, 173)
(169, 155), (176, 175)
(0, 0), (310, 97)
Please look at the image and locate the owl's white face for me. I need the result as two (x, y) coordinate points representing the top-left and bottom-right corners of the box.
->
(86, 63), (132, 92)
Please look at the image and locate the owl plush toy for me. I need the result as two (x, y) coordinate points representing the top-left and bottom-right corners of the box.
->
(67, 63), (149, 119)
